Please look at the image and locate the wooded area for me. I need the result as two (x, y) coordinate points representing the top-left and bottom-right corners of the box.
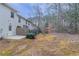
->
(29, 3), (79, 34)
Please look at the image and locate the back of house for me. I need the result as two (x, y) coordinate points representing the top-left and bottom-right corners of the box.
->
(0, 3), (19, 38)
(0, 3), (37, 38)
(0, 4), (28, 38)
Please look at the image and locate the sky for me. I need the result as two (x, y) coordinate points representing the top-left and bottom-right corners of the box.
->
(8, 3), (47, 18)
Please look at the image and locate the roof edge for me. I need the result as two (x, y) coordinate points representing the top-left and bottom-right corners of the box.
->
(1, 3), (18, 12)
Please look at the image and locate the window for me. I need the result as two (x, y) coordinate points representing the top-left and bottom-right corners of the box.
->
(23, 25), (28, 28)
(11, 12), (14, 18)
(26, 21), (27, 24)
(28, 23), (30, 25)
(26, 22), (28, 25)
(23, 25), (26, 28)
(17, 26), (21, 28)
(18, 17), (21, 23)
(9, 25), (12, 31)
(26, 26), (28, 28)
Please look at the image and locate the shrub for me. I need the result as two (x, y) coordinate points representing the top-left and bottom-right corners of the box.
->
(26, 29), (41, 39)
(26, 33), (36, 39)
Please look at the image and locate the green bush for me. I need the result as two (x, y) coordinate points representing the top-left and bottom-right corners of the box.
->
(26, 29), (41, 39)
(26, 33), (35, 39)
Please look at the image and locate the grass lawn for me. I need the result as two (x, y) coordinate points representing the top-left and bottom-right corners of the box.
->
(0, 33), (79, 56)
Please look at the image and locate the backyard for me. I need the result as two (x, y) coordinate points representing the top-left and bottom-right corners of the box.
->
(0, 33), (79, 56)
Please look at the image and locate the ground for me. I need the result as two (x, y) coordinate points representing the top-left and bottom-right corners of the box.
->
(0, 33), (79, 56)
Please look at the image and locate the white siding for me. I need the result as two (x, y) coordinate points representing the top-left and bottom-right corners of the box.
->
(0, 4), (17, 37)
(0, 4), (27, 37)
(0, 4), (31, 38)
(17, 18), (26, 28)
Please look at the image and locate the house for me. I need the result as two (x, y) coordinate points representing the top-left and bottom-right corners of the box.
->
(17, 14), (35, 30)
(16, 14), (36, 35)
(0, 3), (35, 38)
(0, 3), (18, 37)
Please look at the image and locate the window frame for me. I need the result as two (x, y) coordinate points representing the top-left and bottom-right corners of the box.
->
(9, 25), (12, 31)
(18, 17), (21, 23)
(11, 12), (14, 18)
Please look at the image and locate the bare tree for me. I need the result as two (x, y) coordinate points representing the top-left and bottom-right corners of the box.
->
(32, 4), (45, 33)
